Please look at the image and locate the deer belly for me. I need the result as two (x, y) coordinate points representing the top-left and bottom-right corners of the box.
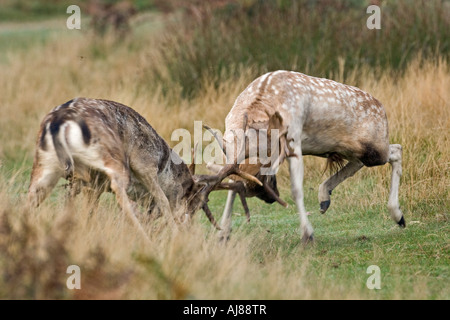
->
(300, 131), (339, 156)
(299, 124), (362, 158)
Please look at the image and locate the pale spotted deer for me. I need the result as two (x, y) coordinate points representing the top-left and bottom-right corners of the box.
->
(213, 70), (404, 243)
(28, 98), (263, 242)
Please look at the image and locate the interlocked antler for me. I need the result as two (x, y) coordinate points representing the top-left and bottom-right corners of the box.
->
(213, 181), (251, 222)
(190, 140), (261, 229)
(203, 124), (262, 186)
(207, 164), (288, 223)
(204, 115), (288, 208)
(201, 201), (222, 229)
(200, 113), (296, 227)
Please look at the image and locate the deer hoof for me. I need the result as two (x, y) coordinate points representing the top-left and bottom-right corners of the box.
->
(218, 228), (232, 243)
(320, 200), (331, 213)
(302, 233), (314, 245)
(397, 216), (406, 228)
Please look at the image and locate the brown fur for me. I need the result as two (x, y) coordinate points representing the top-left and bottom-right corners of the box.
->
(28, 98), (230, 232)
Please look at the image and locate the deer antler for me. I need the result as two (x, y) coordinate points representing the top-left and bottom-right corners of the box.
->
(203, 124), (224, 154)
(188, 142), (198, 175)
(204, 117), (291, 207)
(197, 116), (296, 228)
(202, 201), (221, 230)
(213, 181), (251, 222)
(262, 176), (288, 208)
(203, 123), (263, 186)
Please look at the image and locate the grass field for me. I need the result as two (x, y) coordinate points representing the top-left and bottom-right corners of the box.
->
(0, 1), (448, 300)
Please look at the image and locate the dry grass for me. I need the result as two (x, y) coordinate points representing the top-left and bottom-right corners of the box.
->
(0, 18), (448, 299)
(0, 176), (368, 300)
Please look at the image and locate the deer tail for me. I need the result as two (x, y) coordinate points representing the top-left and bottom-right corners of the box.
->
(323, 153), (346, 176)
(49, 119), (74, 178)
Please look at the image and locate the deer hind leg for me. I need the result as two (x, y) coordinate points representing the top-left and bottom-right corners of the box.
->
(64, 169), (107, 214)
(78, 182), (106, 217)
(28, 160), (64, 208)
(288, 149), (314, 244)
(388, 144), (405, 227)
(318, 160), (364, 213)
(63, 176), (82, 208)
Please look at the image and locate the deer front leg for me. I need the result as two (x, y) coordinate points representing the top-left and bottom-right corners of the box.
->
(137, 173), (173, 221)
(288, 149), (314, 244)
(218, 190), (237, 242)
(106, 169), (151, 245)
(207, 163), (238, 242)
(318, 160), (364, 213)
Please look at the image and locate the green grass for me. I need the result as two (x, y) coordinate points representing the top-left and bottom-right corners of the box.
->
(3, 164), (446, 299)
(0, 21), (59, 62)
(0, 0), (71, 22)
(205, 185), (449, 299)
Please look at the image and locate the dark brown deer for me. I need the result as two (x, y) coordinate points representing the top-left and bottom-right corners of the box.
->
(28, 98), (262, 243)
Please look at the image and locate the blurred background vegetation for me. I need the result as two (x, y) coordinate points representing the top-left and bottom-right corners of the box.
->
(1, 0), (448, 99)
(152, 0), (449, 98)
(0, 0), (153, 21)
